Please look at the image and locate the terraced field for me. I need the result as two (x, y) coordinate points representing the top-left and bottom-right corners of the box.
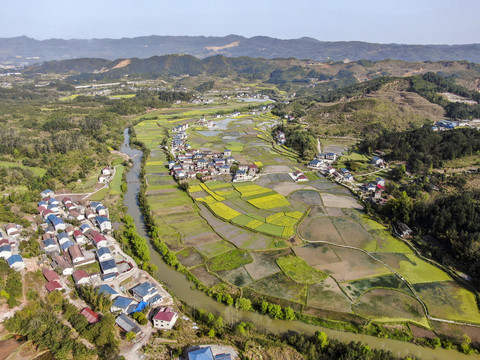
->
(134, 103), (480, 330)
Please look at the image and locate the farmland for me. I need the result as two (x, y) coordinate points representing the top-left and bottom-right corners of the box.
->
(133, 98), (480, 334)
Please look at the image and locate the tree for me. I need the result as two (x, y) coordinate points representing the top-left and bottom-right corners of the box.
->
(133, 312), (148, 325)
(284, 307), (296, 321)
(267, 303), (283, 319)
(235, 298), (252, 311)
(316, 331), (329, 349)
(260, 301), (269, 314)
(125, 331), (136, 341)
(208, 329), (216, 337)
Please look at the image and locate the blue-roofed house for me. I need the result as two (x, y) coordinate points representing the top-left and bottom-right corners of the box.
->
(131, 282), (158, 302)
(60, 240), (74, 252)
(308, 159), (321, 169)
(57, 232), (69, 244)
(48, 198), (60, 205)
(96, 247), (112, 261)
(38, 200), (48, 207)
(89, 201), (102, 211)
(0, 244), (12, 259)
(96, 205), (107, 216)
(42, 238), (59, 252)
(47, 215), (65, 232)
(95, 216), (112, 233)
(97, 284), (118, 298)
(79, 224), (91, 233)
(99, 259), (117, 275)
(188, 347), (214, 360)
(111, 296), (136, 314)
(40, 189), (54, 198)
(7, 255), (24, 271)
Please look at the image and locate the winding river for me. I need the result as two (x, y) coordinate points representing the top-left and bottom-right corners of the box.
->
(121, 128), (478, 360)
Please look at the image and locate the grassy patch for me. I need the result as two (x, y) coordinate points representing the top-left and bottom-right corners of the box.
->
(0, 161), (47, 177)
(88, 187), (110, 201)
(256, 223), (285, 237)
(277, 255), (328, 284)
(195, 240), (236, 258)
(208, 249), (253, 272)
(397, 254), (451, 284)
(109, 165), (125, 194)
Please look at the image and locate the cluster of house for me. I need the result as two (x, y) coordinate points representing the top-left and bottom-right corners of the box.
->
(361, 177), (387, 203)
(35, 190), (134, 286)
(169, 127), (259, 182)
(98, 166), (113, 184)
(0, 223), (27, 271)
(187, 346), (233, 360)
(289, 170), (309, 182)
(323, 166), (354, 182)
(276, 131), (286, 145)
(308, 152), (338, 170)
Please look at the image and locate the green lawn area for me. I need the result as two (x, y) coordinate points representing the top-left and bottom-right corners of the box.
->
(277, 255), (328, 284)
(109, 165), (125, 194)
(0, 161), (47, 177)
(88, 187), (110, 201)
(208, 249), (253, 271)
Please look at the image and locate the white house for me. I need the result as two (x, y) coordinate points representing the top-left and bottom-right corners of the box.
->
(40, 189), (54, 198)
(102, 167), (112, 176)
(96, 247), (113, 262)
(72, 270), (90, 285)
(95, 216), (112, 233)
(152, 307), (178, 330)
(99, 259), (117, 275)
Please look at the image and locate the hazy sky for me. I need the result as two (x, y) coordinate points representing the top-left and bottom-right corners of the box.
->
(1, 0), (478, 44)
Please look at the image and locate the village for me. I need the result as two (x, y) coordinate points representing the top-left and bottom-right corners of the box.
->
(169, 122), (260, 183)
(0, 165), (238, 359)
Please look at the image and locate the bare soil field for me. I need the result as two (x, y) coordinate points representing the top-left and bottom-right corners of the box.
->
(183, 232), (224, 247)
(293, 243), (341, 267)
(325, 207), (345, 216)
(331, 217), (377, 251)
(190, 265), (222, 287)
(299, 216), (344, 244)
(315, 246), (392, 282)
(352, 288), (426, 324)
(244, 250), (289, 281)
(288, 189), (323, 206)
(306, 277), (353, 313)
(216, 266), (254, 287)
(176, 247), (205, 268)
(321, 193), (361, 208)
(248, 272), (307, 303)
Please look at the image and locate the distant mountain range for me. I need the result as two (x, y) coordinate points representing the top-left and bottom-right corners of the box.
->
(1, 35), (480, 65)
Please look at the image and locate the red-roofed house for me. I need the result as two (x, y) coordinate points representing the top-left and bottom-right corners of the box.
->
(45, 281), (62, 293)
(92, 234), (107, 248)
(43, 268), (60, 283)
(73, 230), (86, 244)
(152, 307), (178, 329)
(80, 307), (101, 324)
(72, 270), (90, 285)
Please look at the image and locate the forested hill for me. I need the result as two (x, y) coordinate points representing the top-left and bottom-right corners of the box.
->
(2, 35), (480, 65)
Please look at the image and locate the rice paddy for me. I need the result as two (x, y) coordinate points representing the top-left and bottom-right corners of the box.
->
(134, 101), (480, 328)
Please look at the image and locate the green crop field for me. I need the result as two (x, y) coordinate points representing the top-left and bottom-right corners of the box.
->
(208, 249), (253, 272)
(277, 255), (328, 284)
(395, 254), (451, 284)
(109, 165), (125, 194)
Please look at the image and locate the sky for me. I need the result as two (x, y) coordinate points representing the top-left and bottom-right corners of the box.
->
(0, 0), (479, 44)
